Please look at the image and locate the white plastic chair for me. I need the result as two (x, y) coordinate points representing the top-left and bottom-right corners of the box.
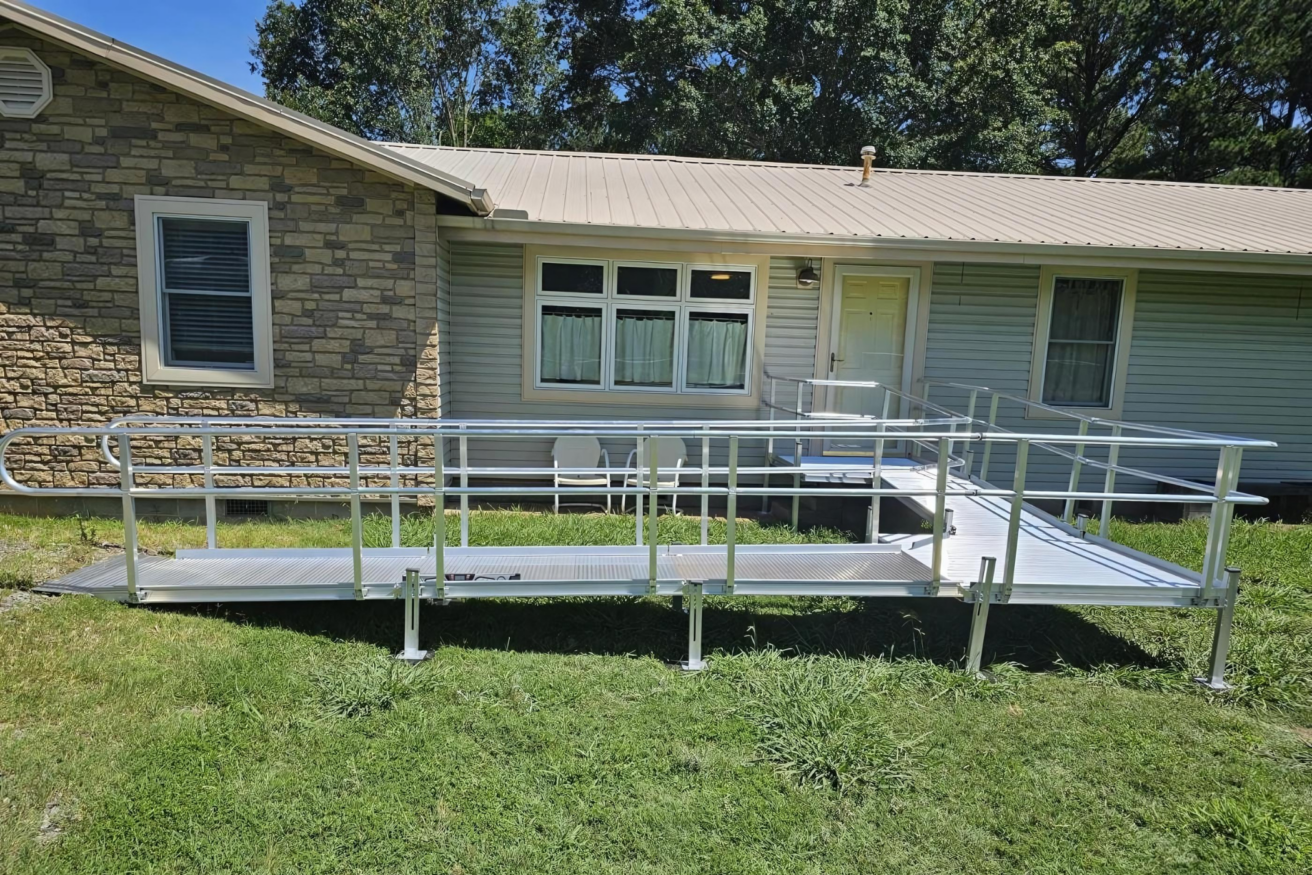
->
(552, 436), (612, 512)
(622, 437), (688, 514)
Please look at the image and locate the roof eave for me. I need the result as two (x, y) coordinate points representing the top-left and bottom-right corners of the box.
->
(438, 215), (1312, 274)
(0, 0), (494, 215)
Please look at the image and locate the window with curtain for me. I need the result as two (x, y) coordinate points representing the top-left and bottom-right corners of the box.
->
(158, 216), (255, 369)
(535, 257), (755, 394)
(685, 312), (749, 389)
(613, 309), (675, 387)
(540, 305), (603, 384)
(1042, 277), (1123, 406)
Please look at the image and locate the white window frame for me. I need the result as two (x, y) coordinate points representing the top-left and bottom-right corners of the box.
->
(613, 260), (682, 300)
(134, 195), (273, 388)
(680, 306), (755, 394)
(610, 301), (682, 393)
(534, 298), (607, 391)
(532, 255), (757, 397)
(685, 264), (757, 304)
(536, 256), (608, 299)
(1027, 266), (1137, 419)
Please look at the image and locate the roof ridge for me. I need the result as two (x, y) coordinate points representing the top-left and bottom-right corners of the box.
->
(377, 142), (1312, 195)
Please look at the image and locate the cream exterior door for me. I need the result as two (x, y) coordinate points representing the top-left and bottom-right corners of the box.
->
(825, 273), (911, 453)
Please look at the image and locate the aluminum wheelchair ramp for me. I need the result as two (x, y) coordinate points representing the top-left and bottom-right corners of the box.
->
(37, 543), (943, 604)
(879, 466), (1204, 607)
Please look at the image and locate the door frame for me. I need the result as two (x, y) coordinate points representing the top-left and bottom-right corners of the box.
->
(824, 263), (922, 419)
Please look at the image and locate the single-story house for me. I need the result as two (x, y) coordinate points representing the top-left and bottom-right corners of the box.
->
(2, 0), (1310, 515)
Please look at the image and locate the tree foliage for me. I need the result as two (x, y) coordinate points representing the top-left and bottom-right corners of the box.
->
(251, 0), (1312, 186)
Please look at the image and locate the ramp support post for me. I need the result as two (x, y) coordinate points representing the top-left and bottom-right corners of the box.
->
(682, 582), (705, 671)
(1195, 566), (1240, 691)
(965, 557), (996, 675)
(397, 567), (429, 663)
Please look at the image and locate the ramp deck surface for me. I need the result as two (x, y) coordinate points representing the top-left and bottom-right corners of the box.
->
(38, 543), (943, 603)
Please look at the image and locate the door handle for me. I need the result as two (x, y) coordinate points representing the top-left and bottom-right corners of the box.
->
(830, 352), (843, 371)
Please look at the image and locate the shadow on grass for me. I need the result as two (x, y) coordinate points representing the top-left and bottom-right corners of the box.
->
(154, 595), (1165, 673)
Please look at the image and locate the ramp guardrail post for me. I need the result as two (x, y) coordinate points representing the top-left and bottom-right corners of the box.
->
(868, 390), (892, 543)
(1002, 439), (1030, 598)
(434, 434), (445, 585)
(349, 433), (363, 600)
(1195, 567), (1240, 690)
(1200, 446), (1239, 602)
(397, 567), (428, 663)
(962, 389), (978, 478)
(682, 582), (705, 671)
(763, 378), (775, 513)
(201, 420), (216, 549)
(635, 436), (645, 545)
(1099, 425), (1121, 538)
(648, 438), (659, 594)
(389, 434), (401, 548)
(458, 424), (469, 547)
(931, 437), (949, 593)
(1063, 420), (1089, 523)
(965, 556), (996, 675)
(700, 432), (710, 546)
(792, 381), (803, 529)
(978, 393), (1000, 482)
(118, 432), (139, 603)
(726, 436), (739, 594)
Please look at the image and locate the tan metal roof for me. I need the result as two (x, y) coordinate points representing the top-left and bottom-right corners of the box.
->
(385, 144), (1312, 259)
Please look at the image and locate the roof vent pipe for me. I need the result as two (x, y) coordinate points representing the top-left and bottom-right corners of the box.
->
(859, 146), (876, 187)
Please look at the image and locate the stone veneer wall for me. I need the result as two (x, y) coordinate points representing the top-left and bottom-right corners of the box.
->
(0, 27), (442, 493)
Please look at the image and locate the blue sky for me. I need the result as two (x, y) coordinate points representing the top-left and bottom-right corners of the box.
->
(36, 0), (269, 93)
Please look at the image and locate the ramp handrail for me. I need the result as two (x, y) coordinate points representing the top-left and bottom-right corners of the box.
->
(1, 393), (1273, 608)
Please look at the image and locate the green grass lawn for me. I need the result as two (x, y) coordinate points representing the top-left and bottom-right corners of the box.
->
(1, 510), (1310, 874)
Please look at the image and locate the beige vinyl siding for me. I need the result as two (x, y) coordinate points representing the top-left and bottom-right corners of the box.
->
(447, 243), (816, 470)
(922, 263), (1310, 491)
(1119, 270), (1312, 483)
(921, 263), (1075, 488)
(435, 233), (452, 418)
(762, 256), (821, 412)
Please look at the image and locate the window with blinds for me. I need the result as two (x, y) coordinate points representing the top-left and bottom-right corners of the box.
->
(134, 196), (272, 387)
(158, 217), (256, 368)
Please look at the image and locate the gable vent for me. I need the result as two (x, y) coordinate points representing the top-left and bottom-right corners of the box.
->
(0, 47), (52, 119)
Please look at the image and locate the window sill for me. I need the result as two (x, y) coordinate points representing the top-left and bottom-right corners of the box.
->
(143, 364), (274, 390)
(523, 384), (759, 408)
(1024, 401), (1122, 421)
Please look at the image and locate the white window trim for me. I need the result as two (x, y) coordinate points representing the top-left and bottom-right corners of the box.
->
(0, 47), (53, 119)
(134, 195), (274, 388)
(613, 260), (682, 300)
(680, 306), (754, 394)
(685, 264), (757, 304)
(530, 253), (758, 397)
(1027, 265), (1137, 419)
(611, 301), (682, 392)
(533, 298), (607, 391)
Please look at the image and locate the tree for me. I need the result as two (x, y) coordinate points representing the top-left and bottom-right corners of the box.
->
(1041, 0), (1170, 177)
(252, 0), (561, 148)
(250, 0), (1312, 186)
